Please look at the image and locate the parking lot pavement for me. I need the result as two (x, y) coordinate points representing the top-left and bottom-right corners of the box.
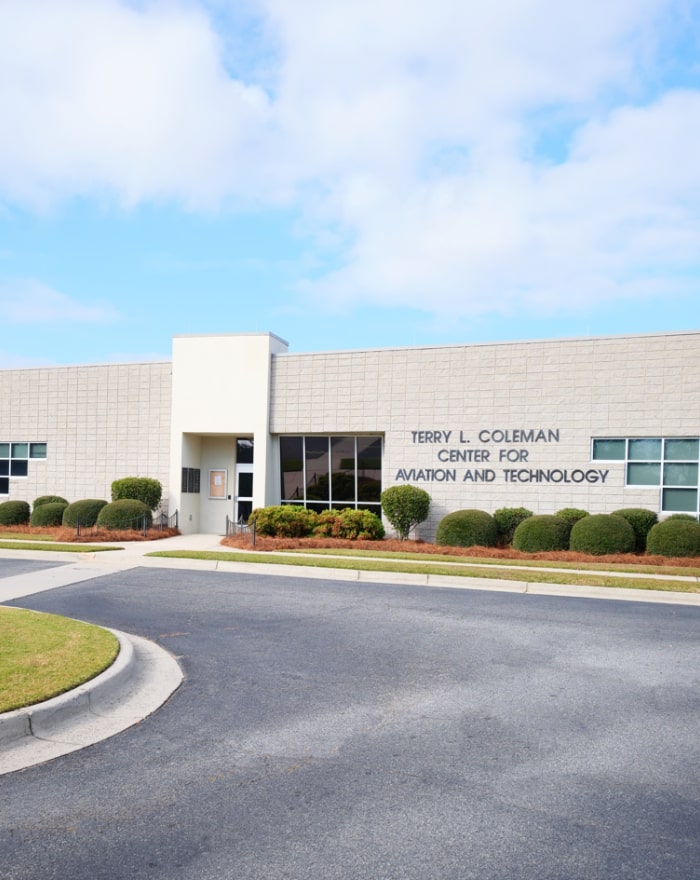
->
(1, 565), (699, 880)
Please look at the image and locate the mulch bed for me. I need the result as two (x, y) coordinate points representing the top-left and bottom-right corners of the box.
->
(2, 524), (696, 567)
(221, 534), (700, 569)
(0, 525), (181, 543)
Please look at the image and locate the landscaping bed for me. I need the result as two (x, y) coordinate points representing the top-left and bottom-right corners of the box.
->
(221, 533), (700, 569)
(0, 524), (180, 543)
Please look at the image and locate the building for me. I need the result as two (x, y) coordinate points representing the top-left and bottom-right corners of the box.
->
(1, 330), (698, 537)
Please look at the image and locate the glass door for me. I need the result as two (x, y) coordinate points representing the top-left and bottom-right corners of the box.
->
(235, 464), (253, 523)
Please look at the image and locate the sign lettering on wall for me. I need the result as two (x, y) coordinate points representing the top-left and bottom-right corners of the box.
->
(395, 428), (609, 486)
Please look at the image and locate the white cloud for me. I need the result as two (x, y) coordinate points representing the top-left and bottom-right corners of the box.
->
(0, 0), (698, 321)
(302, 88), (700, 317)
(0, 0), (270, 209)
(0, 278), (118, 322)
(0, 350), (56, 369)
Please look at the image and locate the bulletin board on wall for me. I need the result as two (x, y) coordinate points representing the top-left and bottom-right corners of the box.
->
(209, 469), (227, 499)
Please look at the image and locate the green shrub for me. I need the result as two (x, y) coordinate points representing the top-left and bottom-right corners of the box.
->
(667, 513), (697, 521)
(111, 477), (162, 511)
(33, 495), (68, 509)
(97, 499), (152, 531)
(555, 508), (589, 526)
(30, 502), (68, 527)
(435, 509), (498, 548)
(611, 508), (658, 552)
(646, 518), (700, 557)
(569, 514), (636, 555)
(493, 507), (533, 545)
(512, 515), (571, 552)
(62, 499), (108, 528)
(381, 485), (431, 540)
(249, 505), (319, 537)
(0, 500), (31, 526)
(313, 508), (385, 540)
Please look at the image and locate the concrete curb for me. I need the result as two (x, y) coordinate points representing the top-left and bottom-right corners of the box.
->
(0, 628), (183, 775)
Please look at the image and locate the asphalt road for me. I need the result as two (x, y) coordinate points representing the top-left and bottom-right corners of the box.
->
(1, 564), (699, 879)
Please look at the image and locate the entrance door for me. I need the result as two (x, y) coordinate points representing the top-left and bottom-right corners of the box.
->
(235, 463), (254, 523)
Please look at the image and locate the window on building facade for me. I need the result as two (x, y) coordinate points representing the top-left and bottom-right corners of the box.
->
(181, 467), (201, 494)
(0, 442), (47, 496)
(280, 435), (382, 513)
(592, 437), (700, 515)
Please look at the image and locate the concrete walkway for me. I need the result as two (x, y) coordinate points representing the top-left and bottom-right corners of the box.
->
(1, 533), (700, 775)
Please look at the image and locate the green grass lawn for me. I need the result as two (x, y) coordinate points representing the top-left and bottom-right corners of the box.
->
(0, 608), (119, 713)
(0, 532), (58, 542)
(146, 549), (700, 593)
(0, 539), (121, 552)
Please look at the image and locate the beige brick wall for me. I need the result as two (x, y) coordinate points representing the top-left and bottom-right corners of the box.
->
(0, 361), (172, 512)
(270, 332), (700, 539)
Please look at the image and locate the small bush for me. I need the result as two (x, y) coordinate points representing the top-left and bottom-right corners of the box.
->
(435, 509), (498, 548)
(33, 495), (68, 509)
(611, 508), (658, 552)
(646, 518), (700, 557)
(666, 513), (697, 521)
(381, 485), (431, 540)
(30, 502), (68, 527)
(313, 508), (385, 540)
(493, 507), (533, 545)
(512, 515), (571, 552)
(0, 500), (31, 526)
(97, 499), (152, 531)
(249, 505), (319, 537)
(569, 514), (635, 555)
(111, 477), (162, 511)
(555, 508), (590, 526)
(62, 499), (108, 528)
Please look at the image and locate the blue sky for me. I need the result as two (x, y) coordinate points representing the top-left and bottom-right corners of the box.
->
(1, 0), (699, 367)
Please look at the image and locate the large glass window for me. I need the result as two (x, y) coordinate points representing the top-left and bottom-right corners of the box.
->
(0, 441), (46, 496)
(280, 436), (382, 512)
(305, 437), (330, 510)
(280, 436), (304, 503)
(592, 436), (700, 516)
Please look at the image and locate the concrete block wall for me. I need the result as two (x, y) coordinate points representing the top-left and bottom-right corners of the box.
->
(270, 332), (700, 539)
(0, 361), (172, 513)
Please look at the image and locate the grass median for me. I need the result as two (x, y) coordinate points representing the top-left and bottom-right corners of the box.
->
(145, 548), (700, 593)
(0, 608), (119, 713)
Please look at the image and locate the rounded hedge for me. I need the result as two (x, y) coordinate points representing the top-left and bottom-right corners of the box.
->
(313, 508), (385, 540)
(492, 507), (533, 545)
(435, 509), (498, 548)
(111, 477), (162, 511)
(30, 501), (68, 527)
(381, 485), (431, 540)
(611, 508), (658, 553)
(0, 500), (31, 526)
(555, 508), (589, 526)
(33, 495), (68, 509)
(512, 515), (571, 552)
(96, 499), (153, 531)
(249, 505), (319, 537)
(646, 518), (700, 557)
(62, 499), (108, 528)
(569, 514), (636, 556)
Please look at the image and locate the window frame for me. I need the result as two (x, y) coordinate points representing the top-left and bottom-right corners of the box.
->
(279, 435), (382, 512)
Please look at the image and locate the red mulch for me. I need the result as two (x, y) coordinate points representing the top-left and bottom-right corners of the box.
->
(221, 534), (700, 568)
(3, 524), (696, 567)
(0, 524), (181, 543)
